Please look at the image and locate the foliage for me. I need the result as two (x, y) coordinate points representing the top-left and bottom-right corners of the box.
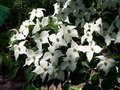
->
(0, 5), (10, 26)
(0, 0), (120, 90)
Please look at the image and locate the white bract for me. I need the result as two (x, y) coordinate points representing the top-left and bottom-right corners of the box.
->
(33, 60), (53, 81)
(61, 56), (77, 71)
(19, 20), (35, 37)
(49, 68), (65, 81)
(13, 41), (26, 60)
(93, 18), (103, 35)
(9, 29), (26, 46)
(53, 3), (60, 16)
(66, 40), (80, 59)
(84, 22), (94, 33)
(32, 17), (49, 34)
(49, 30), (67, 48)
(60, 25), (79, 43)
(42, 45), (63, 66)
(115, 30), (120, 43)
(83, 18), (102, 34)
(96, 55), (116, 75)
(105, 35), (112, 46)
(32, 31), (49, 50)
(82, 41), (102, 62)
(24, 49), (43, 66)
(32, 19), (41, 34)
(81, 31), (93, 44)
(29, 8), (45, 21)
(56, 12), (70, 23)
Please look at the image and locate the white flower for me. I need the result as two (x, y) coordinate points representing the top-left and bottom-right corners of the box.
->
(42, 45), (63, 66)
(33, 60), (48, 74)
(40, 17), (49, 27)
(13, 41), (26, 60)
(56, 12), (70, 23)
(19, 20), (35, 36)
(49, 68), (65, 81)
(66, 40), (80, 59)
(29, 8), (45, 21)
(33, 60), (53, 81)
(60, 25), (79, 43)
(81, 31), (93, 44)
(81, 41), (102, 62)
(9, 29), (26, 46)
(84, 18), (103, 34)
(24, 49), (43, 66)
(32, 19), (41, 34)
(84, 22), (94, 33)
(105, 32), (116, 45)
(68, 0), (85, 16)
(53, 3), (60, 16)
(56, 70), (65, 81)
(62, 0), (71, 10)
(60, 56), (77, 71)
(32, 17), (49, 34)
(49, 30), (67, 48)
(105, 35), (112, 46)
(115, 30), (120, 43)
(32, 31), (49, 50)
(96, 55), (116, 75)
(93, 18), (103, 35)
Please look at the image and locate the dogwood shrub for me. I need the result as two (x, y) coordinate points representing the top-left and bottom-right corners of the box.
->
(9, 0), (120, 89)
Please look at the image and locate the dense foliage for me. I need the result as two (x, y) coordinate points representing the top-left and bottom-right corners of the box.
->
(1, 0), (120, 90)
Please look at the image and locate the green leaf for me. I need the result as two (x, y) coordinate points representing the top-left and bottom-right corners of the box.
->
(23, 83), (38, 90)
(81, 61), (90, 68)
(0, 4), (10, 26)
(9, 64), (20, 79)
(91, 74), (99, 85)
(9, 61), (21, 79)
(25, 66), (36, 82)
(3, 54), (14, 69)
(3, 54), (21, 79)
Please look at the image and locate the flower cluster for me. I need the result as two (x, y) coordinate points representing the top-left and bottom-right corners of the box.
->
(9, 0), (119, 82)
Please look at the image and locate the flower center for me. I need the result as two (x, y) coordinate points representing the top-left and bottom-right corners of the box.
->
(68, 30), (71, 33)
(25, 25), (28, 28)
(18, 47), (21, 51)
(35, 10), (37, 14)
(91, 47), (94, 51)
(88, 24), (91, 28)
(44, 68), (48, 71)
(14, 36), (17, 39)
(33, 56), (36, 60)
(73, 49), (77, 52)
(98, 24), (102, 28)
(51, 53), (54, 56)
(87, 33), (90, 37)
(104, 62), (107, 66)
(40, 38), (42, 42)
(68, 60), (71, 63)
(56, 38), (59, 42)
